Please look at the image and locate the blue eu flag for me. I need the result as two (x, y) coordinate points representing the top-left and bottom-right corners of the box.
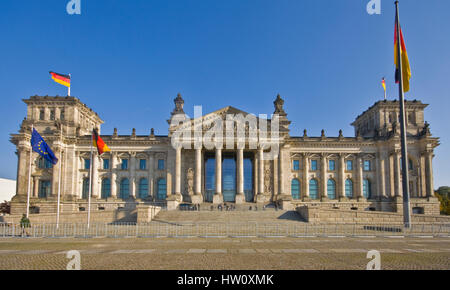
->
(31, 128), (58, 165)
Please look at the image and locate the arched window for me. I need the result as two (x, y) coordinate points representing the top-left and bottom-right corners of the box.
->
(327, 179), (336, 200)
(363, 179), (372, 199)
(291, 179), (300, 200)
(139, 178), (149, 199)
(157, 178), (167, 200)
(82, 178), (90, 199)
(120, 178), (130, 199)
(345, 179), (353, 198)
(101, 178), (111, 199)
(309, 179), (319, 200)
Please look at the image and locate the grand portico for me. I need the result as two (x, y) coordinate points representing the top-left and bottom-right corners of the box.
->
(9, 94), (440, 216)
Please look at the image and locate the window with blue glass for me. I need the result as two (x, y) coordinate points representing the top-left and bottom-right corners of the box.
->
(157, 178), (167, 200)
(345, 179), (353, 198)
(329, 160), (336, 171)
(291, 179), (300, 200)
(39, 180), (51, 198)
(293, 160), (300, 170)
(121, 159), (128, 170)
(327, 179), (336, 199)
(363, 160), (371, 171)
(310, 160), (318, 171)
(82, 178), (89, 199)
(39, 157), (53, 169)
(139, 159), (147, 170)
(205, 157), (215, 202)
(84, 159), (90, 170)
(120, 178), (130, 199)
(101, 178), (111, 199)
(158, 159), (165, 170)
(103, 159), (110, 170)
(346, 160), (353, 171)
(243, 158), (254, 202)
(408, 159), (414, 171)
(139, 178), (148, 198)
(363, 179), (371, 199)
(309, 179), (319, 200)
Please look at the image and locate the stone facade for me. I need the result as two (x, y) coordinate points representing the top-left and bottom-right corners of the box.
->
(9, 94), (440, 218)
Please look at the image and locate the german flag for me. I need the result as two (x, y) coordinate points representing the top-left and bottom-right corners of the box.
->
(394, 15), (411, 92)
(381, 77), (386, 91)
(92, 129), (111, 155)
(49, 71), (71, 87)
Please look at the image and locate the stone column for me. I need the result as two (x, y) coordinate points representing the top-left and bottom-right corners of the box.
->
(321, 153), (327, 199)
(394, 151), (402, 197)
(356, 155), (363, 199)
(303, 153), (309, 199)
(195, 148), (202, 195)
(110, 152), (117, 198)
(389, 154), (395, 198)
(378, 154), (386, 198)
(273, 153), (279, 197)
(175, 147), (182, 195)
(419, 154), (426, 197)
(425, 151), (434, 197)
(214, 148), (223, 203)
(52, 148), (61, 198)
(33, 176), (39, 198)
(258, 148), (264, 195)
(278, 149), (285, 196)
(338, 154), (345, 199)
(236, 148), (245, 203)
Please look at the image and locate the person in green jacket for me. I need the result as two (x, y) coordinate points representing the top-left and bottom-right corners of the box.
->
(20, 214), (30, 237)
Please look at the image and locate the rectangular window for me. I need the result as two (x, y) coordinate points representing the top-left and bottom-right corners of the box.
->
(293, 160), (300, 170)
(329, 160), (336, 171)
(121, 159), (128, 170)
(158, 159), (165, 170)
(346, 160), (353, 171)
(50, 110), (55, 121)
(103, 159), (110, 170)
(60, 109), (65, 120)
(364, 160), (371, 171)
(84, 159), (90, 170)
(140, 159), (147, 170)
(310, 160), (318, 171)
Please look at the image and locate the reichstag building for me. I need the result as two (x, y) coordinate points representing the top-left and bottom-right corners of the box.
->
(10, 94), (440, 215)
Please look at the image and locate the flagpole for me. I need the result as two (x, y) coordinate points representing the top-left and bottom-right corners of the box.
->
(68, 74), (71, 96)
(56, 125), (63, 229)
(87, 134), (93, 229)
(395, 1), (412, 228)
(26, 125), (34, 218)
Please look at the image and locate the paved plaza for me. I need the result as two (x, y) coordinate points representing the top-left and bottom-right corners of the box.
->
(0, 237), (449, 270)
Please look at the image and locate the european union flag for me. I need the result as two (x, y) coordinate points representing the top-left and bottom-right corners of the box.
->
(31, 128), (58, 165)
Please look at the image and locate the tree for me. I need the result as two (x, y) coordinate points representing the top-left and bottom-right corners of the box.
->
(0, 201), (10, 214)
(435, 191), (450, 215)
(436, 186), (450, 198)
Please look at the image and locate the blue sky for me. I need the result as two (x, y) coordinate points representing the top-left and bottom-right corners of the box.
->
(0, 0), (449, 188)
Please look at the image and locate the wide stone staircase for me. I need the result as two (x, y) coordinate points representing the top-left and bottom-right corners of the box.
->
(152, 208), (305, 224)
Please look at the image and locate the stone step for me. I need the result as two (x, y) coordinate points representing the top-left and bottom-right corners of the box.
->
(153, 210), (305, 223)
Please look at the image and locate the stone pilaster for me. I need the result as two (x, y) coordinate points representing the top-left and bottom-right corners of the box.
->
(258, 148), (264, 195)
(236, 148), (245, 203)
(303, 153), (310, 199)
(148, 153), (154, 199)
(394, 151), (402, 197)
(425, 151), (434, 197)
(214, 148), (223, 204)
(175, 147), (182, 195)
(195, 148), (202, 195)
(130, 152), (136, 198)
(356, 155), (363, 199)
(338, 154), (345, 200)
(321, 153), (328, 200)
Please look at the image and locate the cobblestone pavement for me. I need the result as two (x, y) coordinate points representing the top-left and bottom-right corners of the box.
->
(0, 237), (449, 270)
